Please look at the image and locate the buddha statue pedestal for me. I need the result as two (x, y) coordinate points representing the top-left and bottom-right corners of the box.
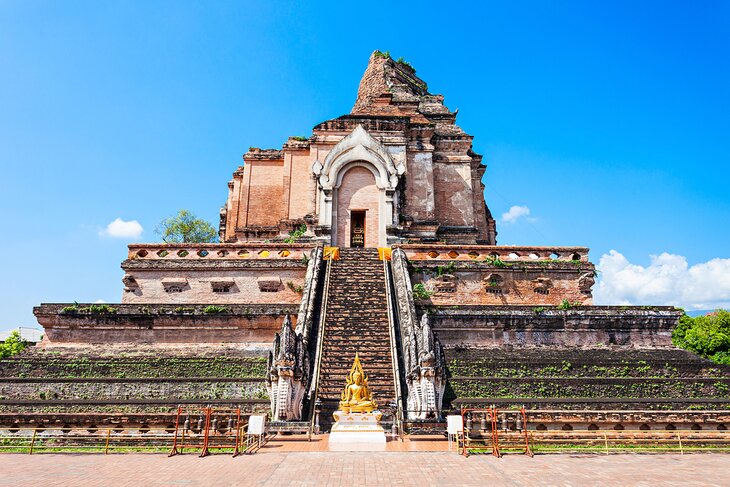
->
(327, 353), (387, 451)
(328, 410), (387, 451)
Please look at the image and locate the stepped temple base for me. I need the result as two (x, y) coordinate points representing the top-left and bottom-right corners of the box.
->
(328, 410), (387, 451)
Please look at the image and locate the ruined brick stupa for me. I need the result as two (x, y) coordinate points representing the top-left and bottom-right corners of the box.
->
(20, 52), (727, 435)
(219, 50), (496, 248)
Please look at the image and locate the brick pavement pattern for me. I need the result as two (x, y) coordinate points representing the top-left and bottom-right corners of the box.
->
(0, 453), (727, 487)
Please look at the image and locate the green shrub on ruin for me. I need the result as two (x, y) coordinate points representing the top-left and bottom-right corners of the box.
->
(60, 302), (116, 314)
(673, 310), (730, 365)
(284, 224), (307, 243)
(88, 304), (117, 314)
(484, 255), (509, 268)
(286, 281), (304, 294)
(435, 262), (457, 277)
(412, 283), (433, 300)
(0, 356), (268, 379)
(558, 300), (582, 310)
(155, 209), (217, 243)
(202, 305), (228, 314)
(395, 57), (415, 72)
(0, 331), (28, 358)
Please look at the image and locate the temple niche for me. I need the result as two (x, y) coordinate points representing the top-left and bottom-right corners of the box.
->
(220, 51), (497, 248)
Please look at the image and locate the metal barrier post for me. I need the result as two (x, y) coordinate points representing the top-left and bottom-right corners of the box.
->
(104, 428), (112, 455)
(491, 407), (501, 458)
(460, 408), (469, 458)
(520, 407), (533, 457)
(232, 409), (242, 457)
(169, 406), (182, 457)
(180, 428), (186, 455)
(29, 429), (37, 455)
(199, 407), (211, 458)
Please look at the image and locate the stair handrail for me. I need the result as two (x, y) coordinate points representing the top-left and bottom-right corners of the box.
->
(307, 258), (332, 435)
(295, 245), (324, 344)
(383, 257), (405, 437)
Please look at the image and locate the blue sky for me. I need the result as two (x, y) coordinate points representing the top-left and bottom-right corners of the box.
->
(1, 0), (729, 328)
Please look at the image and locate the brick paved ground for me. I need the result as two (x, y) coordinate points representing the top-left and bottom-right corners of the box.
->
(0, 452), (726, 487)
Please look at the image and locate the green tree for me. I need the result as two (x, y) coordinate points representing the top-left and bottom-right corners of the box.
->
(155, 210), (217, 243)
(0, 331), (29, 358)
(673, 310), (730, 365)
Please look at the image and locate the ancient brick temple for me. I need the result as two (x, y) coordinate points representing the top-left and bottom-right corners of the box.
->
(13, 52), (728, 438)
(220, 51), (496, 247)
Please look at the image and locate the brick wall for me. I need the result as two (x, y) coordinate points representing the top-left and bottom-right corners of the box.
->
(122, 268), (306, 305)
(34, 304), (298, 345)
(287, 152), (316, 219)
(433, 162), (474, 226)
(246, 160), (284, 226)
(412, 267), (592, 306)
(423, 306), (680, 348)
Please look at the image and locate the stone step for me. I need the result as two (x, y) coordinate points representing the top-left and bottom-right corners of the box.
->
(320, 368), (393, 375)
(318, 390), (396, 397)
(322, 333), (390, 338)
(322, 346), (391, 352)
(315, 250), (397, 433)
(318, 354), (391, 363)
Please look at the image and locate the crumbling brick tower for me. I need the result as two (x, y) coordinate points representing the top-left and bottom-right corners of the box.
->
(220, 50), (497, 247)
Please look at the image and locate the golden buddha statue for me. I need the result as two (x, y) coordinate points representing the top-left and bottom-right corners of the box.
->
(338, 353), (377, 414)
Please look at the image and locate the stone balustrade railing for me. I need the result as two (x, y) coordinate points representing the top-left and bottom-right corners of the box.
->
(394, 244), (590, 262)
(127, 243), (316, 261)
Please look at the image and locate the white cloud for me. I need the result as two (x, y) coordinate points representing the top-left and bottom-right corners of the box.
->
(501, 205), (531, 223)
(99, 218), (143, 239)
(594, 250), (730, 310)
(94, 299), (107, 304)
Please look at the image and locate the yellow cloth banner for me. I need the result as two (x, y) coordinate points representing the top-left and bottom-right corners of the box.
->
(323, 246), (340, 260)
(377, 247), (392, 261)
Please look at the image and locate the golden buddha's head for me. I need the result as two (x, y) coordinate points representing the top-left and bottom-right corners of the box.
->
(352, 371), (363, 385)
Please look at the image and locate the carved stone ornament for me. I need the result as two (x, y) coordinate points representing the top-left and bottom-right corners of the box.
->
(257, 276), (282, 292)
(578, 272), (596, 292)
(532, 277), (553, 291)
(433, 274), (457, 293)
(122, 274), (138, 291)
(266, 315), (310, 421)
(390, 249), (448, 420)
(483, 273), (507, 293)
(405, 314), (446, 420)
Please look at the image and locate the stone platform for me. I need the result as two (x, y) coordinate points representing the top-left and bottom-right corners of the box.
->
(328, 410), (387, 451)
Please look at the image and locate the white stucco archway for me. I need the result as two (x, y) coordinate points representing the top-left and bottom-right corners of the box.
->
(312, 125), (405, 247)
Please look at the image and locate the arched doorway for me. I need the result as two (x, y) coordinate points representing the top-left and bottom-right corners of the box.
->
(335, 165), (380, 248)
(313, 125), (405, 249)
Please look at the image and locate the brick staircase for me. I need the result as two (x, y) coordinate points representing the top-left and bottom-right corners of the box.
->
(316, 248), (397, 429)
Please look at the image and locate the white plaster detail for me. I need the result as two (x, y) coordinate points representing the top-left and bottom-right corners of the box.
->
(312, 160), (323, 175)
(315, 125), (405, 247)
(267, 315), (309, 421)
